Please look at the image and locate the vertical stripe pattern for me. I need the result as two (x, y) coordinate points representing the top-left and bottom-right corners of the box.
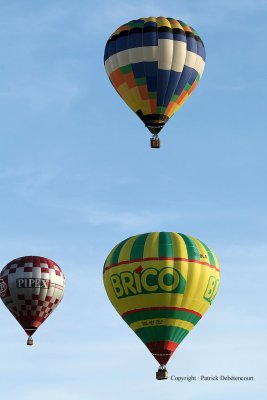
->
(103, 232), (220, 365)
(104, 17), (206, 136)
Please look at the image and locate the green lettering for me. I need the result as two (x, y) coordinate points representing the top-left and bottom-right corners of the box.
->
(204, 276), (219, 303)
(111, 275), (124, 298)
(158, 267), (179, 292)
(141, 268), (158, 291)
(121, 272), (137, 296)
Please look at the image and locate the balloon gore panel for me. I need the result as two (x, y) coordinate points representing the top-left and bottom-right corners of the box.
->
(104, 17), (206, 135)
(0, 256), (65, 337)
(103, 232), (220, 366)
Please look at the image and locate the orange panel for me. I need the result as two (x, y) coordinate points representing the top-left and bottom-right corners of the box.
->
(124, 72), (136, 88)
(139, 85), (149, 100)
(149, 99), (157, 113)
(187, 81), (197, 96)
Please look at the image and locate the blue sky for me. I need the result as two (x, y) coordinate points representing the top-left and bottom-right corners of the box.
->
(0, 0), (266, 398)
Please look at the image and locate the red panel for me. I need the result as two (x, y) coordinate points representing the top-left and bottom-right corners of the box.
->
(145, 341), (178, 365)
(122, 306), (202, 318)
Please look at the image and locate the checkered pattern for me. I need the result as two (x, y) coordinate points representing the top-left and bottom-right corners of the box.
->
(11, 293), (60, 323)
(0, 256), (65, 336)
(1, 256), (64, 277)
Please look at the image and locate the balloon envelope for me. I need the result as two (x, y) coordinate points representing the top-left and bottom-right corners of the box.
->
(103, 232), (220, 366)
(104, 17), (206, 139)
(0, 256), (65, 339)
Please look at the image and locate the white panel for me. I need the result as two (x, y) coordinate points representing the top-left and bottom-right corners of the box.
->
(195, 56), (205, 77)
(105, 46), (205, 77)
(143, 46), (157, 62)
(129, 46), (158, 63)
(185, 51), (205, 76)
(171, 41), (187, 72)
(7, 269), (17, 311)
(158, 39), (173, 70)
(117, 48), (131, 72)
(108, 53), (120, 75)
(104, 59), (113, 77)
(127, 47), (143, 64)
(105, 46), (158, 75)
(184, 51), (198, 69)
(32, 262), (41, 306)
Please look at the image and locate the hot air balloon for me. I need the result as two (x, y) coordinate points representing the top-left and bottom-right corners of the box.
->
(0, 256), (65, 345)
(104, 17), (206, 148)
(103, 232), (220, 379)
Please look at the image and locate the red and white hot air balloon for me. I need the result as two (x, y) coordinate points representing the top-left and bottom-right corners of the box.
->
(0, 256), (65, 345)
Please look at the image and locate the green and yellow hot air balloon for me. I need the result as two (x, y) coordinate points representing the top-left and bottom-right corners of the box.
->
(103, 232), (220, 380)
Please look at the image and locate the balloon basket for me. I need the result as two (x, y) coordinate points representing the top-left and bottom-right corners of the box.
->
(150, 138), (160, 148)
(27, 337), (33, 346)
(156, 366), (168, 380)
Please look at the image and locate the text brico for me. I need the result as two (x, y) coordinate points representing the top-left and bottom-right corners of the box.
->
(110, 267), (186, 299)
(16, 278), (50, 289)
(203, 276), (219, 304)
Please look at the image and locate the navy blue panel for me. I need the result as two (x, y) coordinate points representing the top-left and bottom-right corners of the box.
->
(129, 28), (147, 85)
(174, 65), (195, 96)
(105, 40), (115, 62)
(186, 36), (197, 53)
(173, 33), (186, 42)
(145, 61), (158, 92)
(104, 44), (109, 62)
(109, 39), (117, 59)
(144, 21), (157, 28)
(158, 31), (173, 40)
(157, 27), (176, 107)
(157, 69), (170, 107)
(128, 31), (143, 49)
(116, 34), (129, 53)
(146, 75), (157, 93)
(132, 62), (146, 79)
(187, 69), (198, 86)
(143, 31), (157, 46)
(143, 21), (157, 46)
(162, 71), (181, 107)
(197, 41), (206, 61)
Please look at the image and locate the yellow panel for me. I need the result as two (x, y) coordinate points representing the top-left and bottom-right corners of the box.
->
(157, 17), (172, 28)
(170, 232), (188, 258)
(211, 251), (220, 270)
(143, 232), (159, 259)
(104, 258), (220, 316)
(117, 235), (138, 263)
(117, 83), (138, 112)
(189, 236), (209, 259)
(130, 318), (194, 332)
(146, 17), (157, 23)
